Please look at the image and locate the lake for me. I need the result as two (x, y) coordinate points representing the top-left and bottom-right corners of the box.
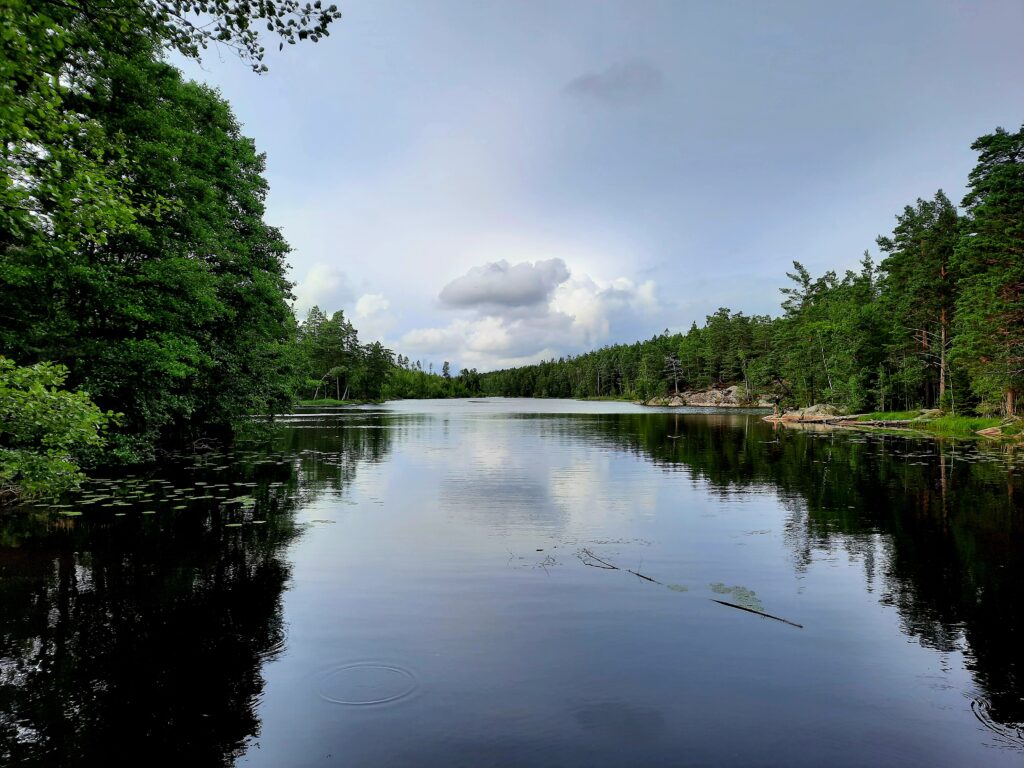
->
(1, 398), (1022, 766)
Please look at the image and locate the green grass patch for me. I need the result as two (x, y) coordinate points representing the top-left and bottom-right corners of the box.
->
(855, 410), (922, 421)
(851, 410), (1007, 437)
(918, 415), (1002, 437)
(296, 398), (381, 406)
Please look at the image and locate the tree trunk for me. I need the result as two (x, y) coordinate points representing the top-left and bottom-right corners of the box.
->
(1007, 387), (1017, 417)
(938, 309), (947, 405)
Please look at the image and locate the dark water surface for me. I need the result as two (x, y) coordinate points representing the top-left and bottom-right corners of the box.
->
(2, 399), (1023, 766)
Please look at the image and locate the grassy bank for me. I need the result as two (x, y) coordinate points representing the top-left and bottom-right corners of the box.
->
(853, 410), (1010, 438)
(296, 398), (381, 407)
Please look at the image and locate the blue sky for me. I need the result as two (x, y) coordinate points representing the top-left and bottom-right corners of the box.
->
(178, 0), (1024, 370)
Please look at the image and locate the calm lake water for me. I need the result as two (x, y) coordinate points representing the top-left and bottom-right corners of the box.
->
(2, 398), (1023, 766)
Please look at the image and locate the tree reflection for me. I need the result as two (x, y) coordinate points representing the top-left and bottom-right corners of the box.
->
(0, 414), (393, 766)
(579, 412), (1024, 732)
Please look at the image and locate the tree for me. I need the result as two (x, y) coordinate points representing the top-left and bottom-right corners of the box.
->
(877, 191), (959, 407)
(1, 0), (342, 460)
(664, 354), (683, 395)
(0, 358), (116, 502)
(2, 44), (298, 455)
(953, 125), (1024, 415)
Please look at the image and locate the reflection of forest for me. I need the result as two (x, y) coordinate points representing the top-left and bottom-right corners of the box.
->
(274, 411), (398, 502)
(1, 410), (1020, 762)
(573, 411), (1024, 732)
(0, 416), (395, 766)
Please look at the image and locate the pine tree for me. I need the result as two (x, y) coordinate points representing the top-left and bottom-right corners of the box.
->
(877, 191), (959, 407)
(953, 125), (1024, 415)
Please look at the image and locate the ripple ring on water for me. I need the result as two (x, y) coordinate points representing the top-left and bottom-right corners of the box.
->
(318, 663), (418, 706)
(970, 696), (1024, 748)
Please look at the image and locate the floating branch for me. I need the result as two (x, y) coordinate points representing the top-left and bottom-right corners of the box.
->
(710, 598), (803, 629)
(578, 548), (620, 570)
(578, 548), (661, 583)
(627, 568), (661, 584)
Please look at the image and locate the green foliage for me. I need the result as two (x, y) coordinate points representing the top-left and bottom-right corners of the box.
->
(952, 125), (1024, 416)
(0, 358), (116, 502)
(2, 5), (309, 459)
(855, 411), (923, 421)
(0, 0), (342, 464)
(141, 0), (342, 72)
(877, 191), (958, 407)
(292, 307), (484, 402)
(920, 415), (1002, 437)
(479, 313), (780, 404)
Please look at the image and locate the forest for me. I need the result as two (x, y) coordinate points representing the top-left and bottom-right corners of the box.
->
(480, 155), (1024, 419)
(0, 0), (1021, 503)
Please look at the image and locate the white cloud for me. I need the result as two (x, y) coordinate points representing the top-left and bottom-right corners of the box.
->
(292, 262), (352, 317)
(352, 293), (396, 343)
(399, 260), (665, 370)
(355, 293), (390, 318)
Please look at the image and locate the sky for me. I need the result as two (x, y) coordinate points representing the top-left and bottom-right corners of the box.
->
(177, 0), (1024, 372)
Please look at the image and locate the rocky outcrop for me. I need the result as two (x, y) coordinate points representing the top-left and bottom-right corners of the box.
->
(646, 385), (773, 409)
(762, 404), (843, 423)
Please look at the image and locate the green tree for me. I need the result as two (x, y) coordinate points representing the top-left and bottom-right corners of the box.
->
(0, 358), (116, 502)
(953, 125), (1024, 415)
(4, 48), (297, 454)
(877, 191), (959, 408)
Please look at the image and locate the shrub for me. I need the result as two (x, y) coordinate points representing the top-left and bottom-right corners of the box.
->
(0, 357), (117, 503)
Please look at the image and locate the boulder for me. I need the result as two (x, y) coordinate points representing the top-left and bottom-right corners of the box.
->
(773, 404), (843, 423)
(646, 386), (772, 408)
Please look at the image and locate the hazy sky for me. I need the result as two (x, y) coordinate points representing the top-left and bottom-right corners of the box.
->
(177, 0), (1024, 371)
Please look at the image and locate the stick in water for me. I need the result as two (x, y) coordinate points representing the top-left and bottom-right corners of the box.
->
(710, 598), (803, 629)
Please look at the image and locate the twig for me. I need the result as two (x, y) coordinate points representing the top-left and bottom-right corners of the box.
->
(627, 569), (661, 584)
(710, 599), (803, 629)
(578, 548), (620, 570)
(578, 549), (661, 583)
(535, 555), (557, 574)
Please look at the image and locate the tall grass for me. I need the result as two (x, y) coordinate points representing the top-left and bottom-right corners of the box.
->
(852, 410), (1006, 437)
(855, 410), (922, 421)
(919, 415), (1003, 437)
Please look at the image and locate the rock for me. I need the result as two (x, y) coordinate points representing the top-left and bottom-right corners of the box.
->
(645, 386), (773, 408)
(768, 404), (844, 423)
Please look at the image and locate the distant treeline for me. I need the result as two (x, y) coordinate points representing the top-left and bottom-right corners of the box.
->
(293, 306), (482, 402)
(480, 130), (1024, 417)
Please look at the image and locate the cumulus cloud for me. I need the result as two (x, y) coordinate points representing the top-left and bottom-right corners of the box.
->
(292, 262), (352, 317)
(400, 260), (665, 370)
(563, 59), (663, 103)
(355, 293), (390, 318)
(352, 292), (396, 343)
(439, 258), (571, 310)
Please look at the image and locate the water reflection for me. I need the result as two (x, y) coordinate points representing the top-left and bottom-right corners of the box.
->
(0, 424), (393, 766)
(0, 402), (1021, 766)
(576, 411), (1024, 736)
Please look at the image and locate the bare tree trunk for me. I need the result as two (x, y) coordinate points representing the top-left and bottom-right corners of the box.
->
(1007, 387), (1017, 417)
(939, 309), (947, 405)
(818, 335), (834, 393)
